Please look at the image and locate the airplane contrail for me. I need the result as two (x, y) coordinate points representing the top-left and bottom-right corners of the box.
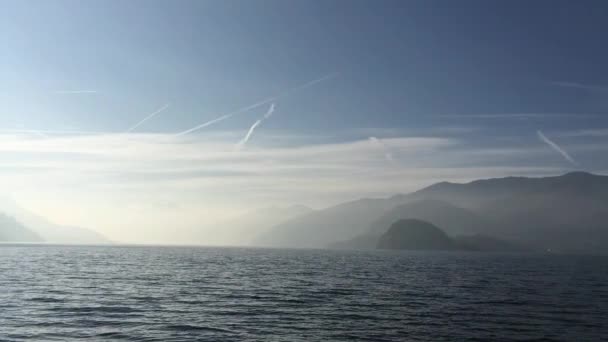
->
(369, 136), (394, 162)
(125, 103), (171, 133)
(236, 120), (263, 148)
(0, 128), (109, 135)
(537, 130), (577, 165)
(263, 103), (276, 119)
(236, 103), (275, 149)
(53, 90), (98, 94)
(176, 73), (337, 136)
(550, 81), (608, 92)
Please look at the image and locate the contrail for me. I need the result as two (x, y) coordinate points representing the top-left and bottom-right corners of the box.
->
(551, 81), (608, 92)
(125, 103), (171, 132)
(236, 103), (275, 149)
(433, 113), (603, 119)
(263, 103), (276, 119)
(537, 130), (577, 165)
(236, 120), (263, 148)
(176, 73), (336, 136)
(0, 128), (108, 135)
(53, 90), (98, 94)
(369, 136), (394, 162)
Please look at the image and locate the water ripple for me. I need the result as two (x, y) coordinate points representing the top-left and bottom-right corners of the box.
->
(0, 246), (606, 341)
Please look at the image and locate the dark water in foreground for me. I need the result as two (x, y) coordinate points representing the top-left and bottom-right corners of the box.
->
(0, 247), (606, 341)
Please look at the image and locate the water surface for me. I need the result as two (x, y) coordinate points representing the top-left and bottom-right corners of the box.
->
(0, 246), (606, 341)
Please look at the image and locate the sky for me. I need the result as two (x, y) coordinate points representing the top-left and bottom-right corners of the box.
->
(1, 0), (608, 243)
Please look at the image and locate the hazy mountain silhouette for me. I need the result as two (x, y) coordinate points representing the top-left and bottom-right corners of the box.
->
(377, 219), (455, 250)
(0, 212), (43, 242)
(0, 197), (110, 244)
(412, 171), (608, 208)
(262, 172), (608, 253)
(370, 199), (489, 236)
(185, 205), (313, 246)
(376, 219), (524, 252)
(413, 172), (608, 253)
(332, 199), (491, 249)
(253, 197), (408, 248)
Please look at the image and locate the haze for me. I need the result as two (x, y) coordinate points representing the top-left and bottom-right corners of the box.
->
(1, 0), (608, 245)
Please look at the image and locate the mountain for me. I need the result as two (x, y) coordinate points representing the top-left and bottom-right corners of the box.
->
(377, 219), (455, 250)
(0, 197), (110, 244)
(376, 219), (524, 252)
(0, 212), (43, 242)
(413, 172), (608, 253)
(333, 199), (490, 249)
(253, 197), (408, 248)
(268, 172), (608, 254)
(183, 205), (313, 246)
(412, 171), (608, 210)
(369, 199), (489, 236)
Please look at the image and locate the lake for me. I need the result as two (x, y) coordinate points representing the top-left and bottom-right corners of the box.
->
(0, 246), (606, 341)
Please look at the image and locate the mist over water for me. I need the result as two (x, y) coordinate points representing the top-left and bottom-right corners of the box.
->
(1, 246), (606, 341)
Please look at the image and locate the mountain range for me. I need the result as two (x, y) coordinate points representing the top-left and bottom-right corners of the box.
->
(0, 197), (110, 244)
(0, 212), (43, 242)
(2, 172), (606, 252)
(186, 205), (313, 246)
(254, 172), (608, 254)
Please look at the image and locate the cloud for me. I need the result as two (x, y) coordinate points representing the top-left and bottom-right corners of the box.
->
(0, 129), (587, 243)
(236, 103), (275, 149)
(369, 136), (394, 162)
(537, 130), (578, 165)
(175, 73), (336, 136)
(125, 103), (171, 133)
(0, 132), (455, 177)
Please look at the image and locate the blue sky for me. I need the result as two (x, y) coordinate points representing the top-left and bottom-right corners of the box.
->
(1, 0), (607, 242)
(3, 0), (608, 134)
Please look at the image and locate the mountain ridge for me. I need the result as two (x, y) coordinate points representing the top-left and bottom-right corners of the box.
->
(257, 172), (608, 254)
(0, 196), (110, 244)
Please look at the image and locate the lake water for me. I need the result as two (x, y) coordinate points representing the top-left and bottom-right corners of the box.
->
(0, 246), (606, 341)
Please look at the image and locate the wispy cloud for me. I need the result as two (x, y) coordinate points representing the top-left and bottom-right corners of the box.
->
(0, 129), (582, 243)
(0, 134), (457, 193)
(125, 103), (171, 133)
(537, 130), (578, 165)
(175, 73), (336, 136)
(1, 126), (601, 244)
(369, 136), (394, 162)
(53, 90), (98, 94)
(236, 104), (275, 149)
